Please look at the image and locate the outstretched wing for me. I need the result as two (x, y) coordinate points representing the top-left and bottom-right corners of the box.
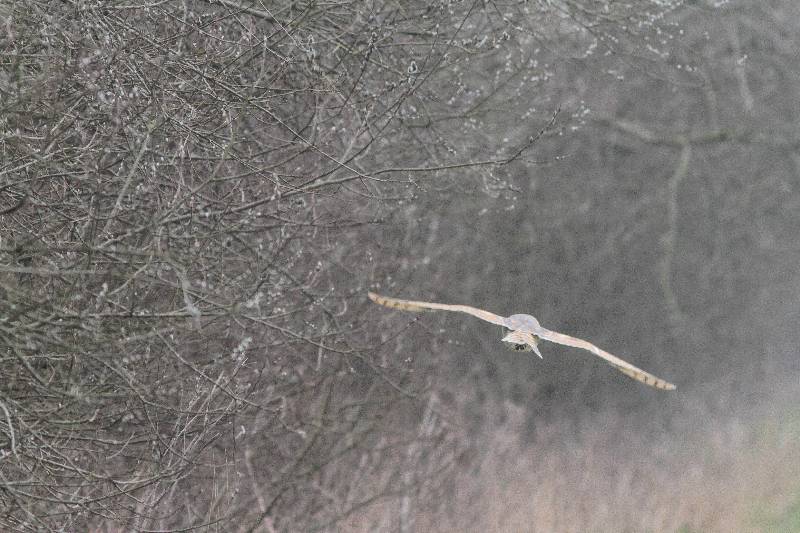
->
(368, 292), (509, 327)
(536, 328), (676, 390)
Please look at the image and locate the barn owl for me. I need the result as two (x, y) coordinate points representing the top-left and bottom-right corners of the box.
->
(368, 292), (675, 390)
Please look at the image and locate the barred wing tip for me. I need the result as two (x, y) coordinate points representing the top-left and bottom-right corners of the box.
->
(655, 373), (677, 390)
(650, 378), (677, 391)
(619, 367), (676, 390)
(368, 291), (395, 306)
(368, 291), (397, 306)
(367, 291), (426, 311)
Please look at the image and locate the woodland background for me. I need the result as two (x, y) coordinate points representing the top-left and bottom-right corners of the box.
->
(1, 0), (799, 531)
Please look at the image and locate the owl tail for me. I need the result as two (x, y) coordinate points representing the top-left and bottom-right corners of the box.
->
(501, 330), (543, 358)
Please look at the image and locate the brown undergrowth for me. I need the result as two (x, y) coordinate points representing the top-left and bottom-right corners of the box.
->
(348, 378), (800, 533)
(431, 386), (800, 533)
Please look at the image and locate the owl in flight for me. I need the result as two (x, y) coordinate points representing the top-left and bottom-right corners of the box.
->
(368, 292), (675, 390)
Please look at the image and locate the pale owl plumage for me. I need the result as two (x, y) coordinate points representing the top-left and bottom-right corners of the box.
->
(368, 291), (675, 391)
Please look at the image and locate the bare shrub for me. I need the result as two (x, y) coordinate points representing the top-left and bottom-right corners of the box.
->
(0, 0), (687, 530)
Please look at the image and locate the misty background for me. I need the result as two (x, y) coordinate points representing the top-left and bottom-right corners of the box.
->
(1, 0), (799, 531)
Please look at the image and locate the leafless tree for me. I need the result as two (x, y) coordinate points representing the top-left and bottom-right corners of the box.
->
(0, 0), (687, 530)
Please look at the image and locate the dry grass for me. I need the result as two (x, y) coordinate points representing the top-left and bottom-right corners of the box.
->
(344, 379), (800, 533)
(417, 389), (800, 533)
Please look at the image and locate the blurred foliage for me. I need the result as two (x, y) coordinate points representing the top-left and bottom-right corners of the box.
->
(366, 0), (800, 428)
(758, 494), (800, 533)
